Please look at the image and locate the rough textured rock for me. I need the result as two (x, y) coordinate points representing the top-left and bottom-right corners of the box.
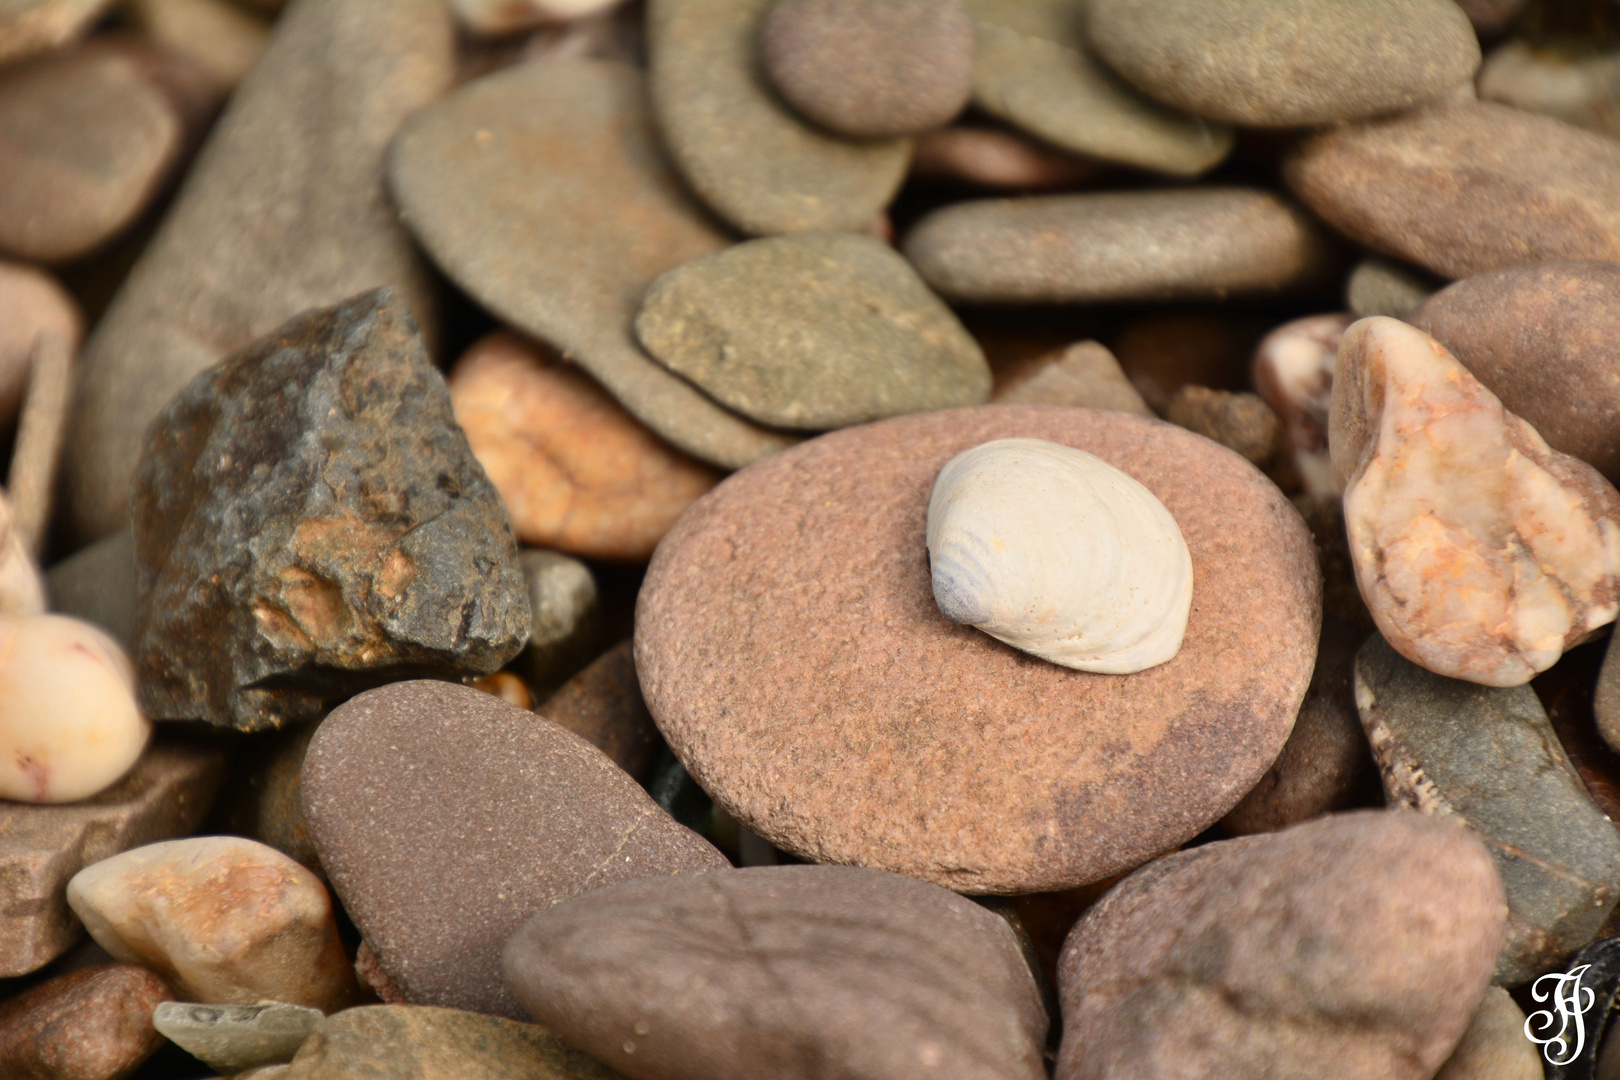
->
(636, 233), (990, 430)
(1331, 316), (1620, 687)
(1479, 40), (1620, 138)
(538, 640), (663, 784)
(447, 333), (720, 561)
(0, 0), (117, 67)
(1164, 386), (1283, 467)
(0, 259), (79, 431)
(1355, 634), (1620, 985)
(131, 289), (530, 732)
(637, 406), (1320, 893)
(67, 836), (359, 1011)
(278, 1006), (625, 1080)
(1057, 810), (1505, 1080)
(504, 865), (1048, 1080)
(761, 0), (974, 138)
(1346, 256), (1441, 320)
(515, 548), (605, 699)
(301, 680), (730, 1019)
(389, 60), (796, 472)
(0, 740), (224, 977)
(991, 340), (1151, 415)
(647, 0), (910, 235)
(153, 1002), (324, 1073)
(63, 0), (452, 545)
(904, 189), (1336, 303)
(1086, 0), (1480, 127)
(964, 0), (1231, 176)
(1410, 261), (1620, 483)
(0, 964), (172, 1080)
(1285, 99), (1620, 280)
(44, 529), (137, 649)
(1434, 987), (1542, 1080)
(910, 124), (1105, 189)
(1251, 313), (1354, 498)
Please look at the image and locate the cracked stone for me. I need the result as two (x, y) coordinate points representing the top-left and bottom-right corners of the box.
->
(301, 679), (729, 1019)
(131, 288), (531, 731)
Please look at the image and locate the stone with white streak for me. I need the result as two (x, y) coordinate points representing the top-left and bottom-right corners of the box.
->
(1330, 317), (1620, 687)
(1251, 313), (1353, 498)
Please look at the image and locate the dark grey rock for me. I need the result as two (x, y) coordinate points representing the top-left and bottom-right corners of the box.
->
(153, 1001), (324, 1072)
(515, 548), (605, 701)
(131, 288), (530, 732)
(635, 232), (990, 431)
(45, 528), (137, 649)
(1355, 633), (1620, 985)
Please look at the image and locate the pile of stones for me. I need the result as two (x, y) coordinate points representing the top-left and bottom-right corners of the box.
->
(2, 0), (1619, 1078)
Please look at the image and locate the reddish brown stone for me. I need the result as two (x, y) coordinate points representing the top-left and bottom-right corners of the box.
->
(0, 964), (172, 1080)
(637, 406), (1321, 893)
(1110, 311), (1268, 414)
(910, 125), (1107, 189)
(538, 640), (662, 783)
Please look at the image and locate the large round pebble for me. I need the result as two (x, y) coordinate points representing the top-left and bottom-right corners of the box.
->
(636, 406), (1320, 892)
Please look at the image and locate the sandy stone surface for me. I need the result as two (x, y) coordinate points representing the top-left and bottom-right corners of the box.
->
(0, 964), (171, 1080)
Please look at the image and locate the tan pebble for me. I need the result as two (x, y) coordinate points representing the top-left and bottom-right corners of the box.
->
(469, 671), (532, 710)
(128, 0), (271, 93)
(992, 340), (1151, 415)
(0, 0), (117, 66)
(1251, 313), (1355, 497)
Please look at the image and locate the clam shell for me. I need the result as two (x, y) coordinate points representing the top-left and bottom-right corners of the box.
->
(926, 437), (1193, 673)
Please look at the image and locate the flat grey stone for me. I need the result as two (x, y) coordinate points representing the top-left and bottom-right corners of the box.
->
(153, 1002), (324, 1072)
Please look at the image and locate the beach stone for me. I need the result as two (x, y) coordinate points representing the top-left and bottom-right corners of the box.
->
(278, 1005), (624, 1080)
(352, 942), (403, 1006)
(301, 680), (730, 1019)
(0, 491), (45, 617)
(0, 260), (79, 430)
(515, 549), (604, 700)
(1479, 40), (1620, 138)
(760, 0), (973, 138)
(991, 340), (1151, 414)
(0, 740), (225, 978)
(539, 640), (662, 784)
(1164, 387), (1282, 468)
(448, 333), (720, 561)
(1434, 987), (1542, 1080)
(153, 1002), (324, 1073)
(128, 0), (271, 93)
(45, 529), (136, 649)
(1410, 260), (1620, 483)
(131, 289), (530, 732)
(648, 0), (910, 235)
(63, 0), (452, 546)
(0, 964), (171, 1080)
(1331, 316), (1620, 687)
(1055, 809), (1506, 1080)
(637, 406), (1320, 893)
(1111, 311), (1268, 414)
(1285, 99), (1620, 280)
(66, 836), (359, 1011)
(1086, 0), (1479, 128)
(389, 60), (796, 472)
(964, 0), (1231, 176)
(504, 865), (1048, 1080)
(1251, 313), (1354, 498)
(1345, 256), (1442, 319)
(910, 124), (1105, 189)
(218, 722), (322, 875)
(0, 0), (116, 66)
(635, 233), (990, 430)
(0, 614), (149, 804)
(903, 188), (1335, 304)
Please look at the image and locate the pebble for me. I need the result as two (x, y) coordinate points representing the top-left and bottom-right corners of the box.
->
(0, 964), (172, 1080)
(0, 0), (116, 66)
(153, 1002), (325, 1073)
(503, 865), (1048, 1080)
(1331, 316), (1620, 687)
(1602, 632), (1620, 754)
(217, 723), (322, 876)
(388, 59), (796, 472)
(515, 548), (605, 699)
(760, 0), (973, 138)
(127, 0), (271, 93)
(277, 1005), (623, 1080)
(1433, 987), (1542, 1080)
(903, 188), (1336, 303)
(1285, 99), (1620, 280)
(1111, 311), (1267, 414)
(66, 836), (359, 1011)
(1345, 256), (1441, 320)
(0, 259), (80, 429)
(963, 0), (1231, 177)
(1409, 260), (1620, 483)
(1479, 40), (1620, 138)
(910, 124), (1106, 189)
(0, 613), (148, 804)
(43, 528), (136, 648)
(1250, 313), (1354, 498)
(1056, 809), (1507, 1080)
(1163, 386), (1283, 468)
(647, 0), (910, 235)
(538, 640), (663, 784)
(63, 0), (452, 545)
(637, 406), (1319, 893)
(447, 333), (720, 560)
(1085, 0), (1480, 127)
(635, 233), (990, 430)
(300, 680), (730, 1019)
(6, 299), (74, 560)
(990, 340), (1152, 415)
(131, 289), (531, 732)
(0, 491), (46, 616)
(0, 740), (225, 978)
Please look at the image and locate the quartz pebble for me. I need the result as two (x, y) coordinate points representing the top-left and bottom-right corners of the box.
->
(1056, 810), (1506, 1080)
(991, 340), (1151, 415)
(514, 548), (605, 699)
(538, 641), (663, 784)
(1345, 256), (1441, 320)
(66, 836), (360, 1011)
(153, 1002), (325, 1073)
(1479, 40), (1620, 138)
(1251, 313), (1354, 498)
(448, 333), (720, 561)
(503, 865), (1048, 1080)
(0, 964), (171, 1080)
(0, 614), (148, 804)
(1331, 316), (1620, 687)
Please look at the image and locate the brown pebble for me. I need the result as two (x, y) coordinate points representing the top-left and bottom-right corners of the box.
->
(538, 640), (663, 783)
(991, 340), (1151, 415)
(910, 125), (1106, 189)
(1164, 385), (1283, 467)
(0, 964), (172, 1080)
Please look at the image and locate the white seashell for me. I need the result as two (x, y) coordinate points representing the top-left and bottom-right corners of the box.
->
(926, 438), (1193, 674)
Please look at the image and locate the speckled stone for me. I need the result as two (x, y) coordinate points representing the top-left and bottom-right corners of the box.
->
(903, 188), (1336, 304)
(636, 406), (1320, 893)
(1285, 99), (1620, 280)
(538, 641), (663, 784)
(1434, 987), (1542, 1080)
(1410, 261), (1620, 483)
(647, 0), (910, 235)
(1056, 810), (1506, 1080)
(991, 341), (1152, 415)
(301, 680), (730, 1019)
(0, 964), (172, 1080)
(1085, 0), (1480, 128)
(389, 60), (795, 472)
(503, 865), (1048, 1080)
